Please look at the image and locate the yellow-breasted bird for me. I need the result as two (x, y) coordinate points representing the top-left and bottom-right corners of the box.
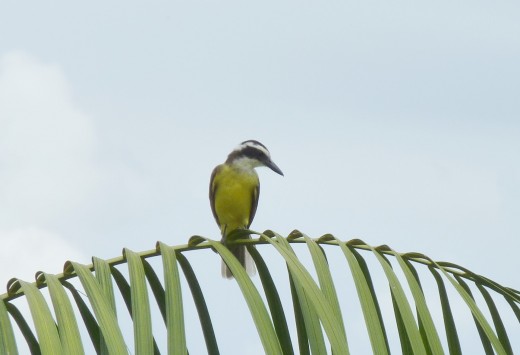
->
(209, 140), (283, 278)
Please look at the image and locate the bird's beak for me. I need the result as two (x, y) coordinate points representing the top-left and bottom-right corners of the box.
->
(265, 159), (284, 176)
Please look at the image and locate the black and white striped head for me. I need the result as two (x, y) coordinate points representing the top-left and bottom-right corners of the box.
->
(226, 140), (284, 176)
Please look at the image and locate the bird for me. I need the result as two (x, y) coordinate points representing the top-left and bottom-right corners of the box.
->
(209, 140), (284, 278)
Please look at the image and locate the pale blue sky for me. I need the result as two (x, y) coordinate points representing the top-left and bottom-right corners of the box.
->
(1, 1), (519, 353)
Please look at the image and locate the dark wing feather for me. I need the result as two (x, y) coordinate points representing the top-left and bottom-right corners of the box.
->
(209, 165), (221, 226)
(247, 182), (260, 228)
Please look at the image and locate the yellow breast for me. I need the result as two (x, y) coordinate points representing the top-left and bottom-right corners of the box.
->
(212, 164), (259, 232)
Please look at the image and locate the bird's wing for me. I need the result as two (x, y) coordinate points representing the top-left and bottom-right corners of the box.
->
(247, 181), (260, 228)
(209, 165), (221, 226)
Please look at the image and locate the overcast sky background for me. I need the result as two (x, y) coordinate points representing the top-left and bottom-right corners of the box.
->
(1, 1), (519, 353)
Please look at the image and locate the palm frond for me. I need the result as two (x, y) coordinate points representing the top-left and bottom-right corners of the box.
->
(1, 231), (518, 354)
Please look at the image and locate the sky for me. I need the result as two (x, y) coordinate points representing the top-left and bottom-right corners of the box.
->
(1, 1), (519, 353)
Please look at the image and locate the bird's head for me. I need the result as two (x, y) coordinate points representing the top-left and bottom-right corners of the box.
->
(226, 140), (284, 176)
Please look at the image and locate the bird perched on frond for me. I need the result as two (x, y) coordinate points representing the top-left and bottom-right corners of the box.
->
(209, 140), (283, 278)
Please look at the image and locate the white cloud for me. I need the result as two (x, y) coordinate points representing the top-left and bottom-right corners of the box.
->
(0, 51), (98, 286)
(0, 227), (88, 288)
(0, 50), (99, 227)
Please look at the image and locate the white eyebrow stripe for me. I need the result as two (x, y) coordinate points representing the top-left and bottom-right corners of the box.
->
(234, 141), (271, 158)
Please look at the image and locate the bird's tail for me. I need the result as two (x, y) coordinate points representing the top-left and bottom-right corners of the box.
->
(221, 230), (256, 279)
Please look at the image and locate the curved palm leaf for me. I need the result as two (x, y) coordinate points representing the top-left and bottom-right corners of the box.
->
(1, 231), (518, 354)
